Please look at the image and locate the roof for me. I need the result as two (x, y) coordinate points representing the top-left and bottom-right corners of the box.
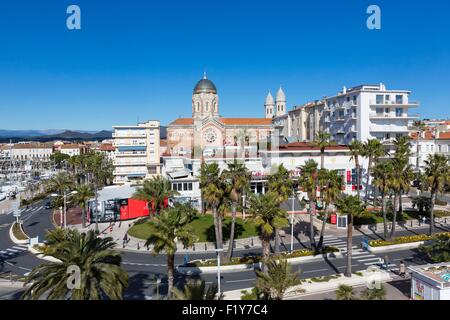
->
(278, 142), (349, 151)
(1, 143), (53, 150)
(60, 144), (82, 149)
(409, 262), (450, 288)
(160, 139), (167, 146)
(410, 131), (435, 140)
(99, 144), (116, 152)
(169, 117), (273, 126)
(438, 132), (450, 140)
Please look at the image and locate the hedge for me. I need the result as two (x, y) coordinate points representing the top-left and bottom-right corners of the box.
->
(369, 232), (450, 247)
(184, 246), (339, 267)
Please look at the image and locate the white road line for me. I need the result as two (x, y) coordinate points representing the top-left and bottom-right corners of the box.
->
(6, 249), (19, 253)
(13, 246), (28, 251)
(358, 257), (380, 262)
(302, 268), (330, 274)
(323, 240), (346, 244)
(337, 264), (359, 269)
(226, 279), (255, 284)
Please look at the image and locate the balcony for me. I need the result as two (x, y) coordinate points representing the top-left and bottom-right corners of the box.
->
(113, 141), (147, 147)
(370, 100), (420, 107)
(369, 113), (419, 120)
(114, 159), (148, 166)
(369, 125), (410, 133)
(116, 151), (147, 157)
(113, 132), (147, 139)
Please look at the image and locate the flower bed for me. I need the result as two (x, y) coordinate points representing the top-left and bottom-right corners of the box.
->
(185, 247), (339, 267)
(369, 232), (450, 247)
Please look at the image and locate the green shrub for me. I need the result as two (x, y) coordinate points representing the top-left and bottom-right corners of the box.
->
(369, 232), (450, 247)
(12, 223), (28, 241)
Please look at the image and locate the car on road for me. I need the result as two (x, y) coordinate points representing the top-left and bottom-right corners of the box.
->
(44, 201), (52, 209)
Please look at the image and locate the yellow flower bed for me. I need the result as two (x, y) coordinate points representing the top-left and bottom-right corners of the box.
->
(369, 232), (450, 247)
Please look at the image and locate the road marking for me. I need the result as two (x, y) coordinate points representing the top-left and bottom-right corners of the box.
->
(6, 249), (19, 253)
(226, 279), (255, 284)
(13, 246), (28, 251)
(358, 257), (380, 262)
(302, 268), (330, 274)
(337, 264), (359, 269)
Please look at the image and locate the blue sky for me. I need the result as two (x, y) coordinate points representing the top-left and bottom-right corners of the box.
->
(1, 0), (449, 130)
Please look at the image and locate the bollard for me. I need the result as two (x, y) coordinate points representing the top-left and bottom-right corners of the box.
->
(193, 244), (195, 252)
(410, 220), (413, 228)
(205, 243), (207, 251)
(251, 238), (254, 246)
(137, 242), (140, 250)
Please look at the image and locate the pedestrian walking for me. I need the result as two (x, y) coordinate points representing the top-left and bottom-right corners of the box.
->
(378, 257), (384, 269)
(399, 260), (407, 278)
(123, 233), (128, 248)
(384, 255), (390, 271)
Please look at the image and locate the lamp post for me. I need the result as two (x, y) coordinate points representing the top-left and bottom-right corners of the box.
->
(290, 189), (295, 253)
(242, 194), (246, 220)
(214, 248), (224, 298)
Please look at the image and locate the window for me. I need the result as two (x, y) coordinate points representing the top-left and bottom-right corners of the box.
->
(376, 95), (384, 104)
(376, 108), (383, 115)
(396, 108), (403, 117)
(396, 95), (403, 104)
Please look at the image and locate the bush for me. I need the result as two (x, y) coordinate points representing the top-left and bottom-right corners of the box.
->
(185, 247), (339, 267)
(435, 199), (447, 206)
(369, 232), (450, 247)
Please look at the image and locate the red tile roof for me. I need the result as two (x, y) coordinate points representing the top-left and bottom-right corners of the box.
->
(99, 144), (116, 151)
(438, 132), (450, 140)
(278, 142), (349, 151)
(169, 117), (273, 126)
(410, 131), (435, 140)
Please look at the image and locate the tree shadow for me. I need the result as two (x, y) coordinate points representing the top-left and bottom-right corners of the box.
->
(204, 220), (247, 243)
(293, 220), (319, 246)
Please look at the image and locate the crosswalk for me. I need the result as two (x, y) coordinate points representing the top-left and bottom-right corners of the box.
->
(318, 235), (398, 271)
(19, 206), (44, 214)
(0, 244), (29, 260)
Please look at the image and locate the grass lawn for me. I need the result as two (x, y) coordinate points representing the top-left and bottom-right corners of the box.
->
(128, 214), (259, 242)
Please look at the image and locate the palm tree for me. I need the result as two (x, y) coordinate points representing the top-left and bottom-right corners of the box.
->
(424, 154), (449, 235)
(22, 229), (128, 300)
(349, 140), (364, 199)
(317, 169), (343, 249)
(73, 184), (94, 228)
(419, 234), (450, 263)
(221, 160), (250, 262)
(267, 164), (293, 254)
(372, 162), (393, 240)
(254, 257), (302, 300)
(248, 192), (288, 268)
(145, 205), (197, 299)
(133, 176), (177, 214)
(335, 284), (357, 300)
(412, 120), (426, 171)
(313, 132), (332, 169)
(387, 137), (412, 239)
(199, 162), (225, 253)
(362, 139), (385, 204)
(298, 160), (319, 249)
(335, 195), (367, 277)
(172, 279), (222, 300)
(361, 284), (387, 300)
(45, 172), (74, 208)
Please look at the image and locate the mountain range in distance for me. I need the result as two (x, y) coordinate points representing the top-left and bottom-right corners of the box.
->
(0, 127), (167, 143)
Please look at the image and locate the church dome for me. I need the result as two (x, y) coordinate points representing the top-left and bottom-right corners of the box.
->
(193, 73), (217, 94)
(276, 86), (286, 101)
(265, 92), (274, 105)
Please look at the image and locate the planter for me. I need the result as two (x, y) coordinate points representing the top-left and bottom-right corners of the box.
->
(9, 223), (30, 245)
(28, 245), (62, 263)
(367, 241), (426, 253)
(177, 252), (343, 275)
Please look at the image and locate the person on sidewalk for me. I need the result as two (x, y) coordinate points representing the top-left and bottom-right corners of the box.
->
(399, 260), (407, 278)
(123, 233), (128, 248)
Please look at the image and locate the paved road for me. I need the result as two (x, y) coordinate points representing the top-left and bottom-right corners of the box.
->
(0, 200), (447, 300)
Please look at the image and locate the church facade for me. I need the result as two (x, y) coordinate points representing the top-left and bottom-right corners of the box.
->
(167, 74), (282, 158)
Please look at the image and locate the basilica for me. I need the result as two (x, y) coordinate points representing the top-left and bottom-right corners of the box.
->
(167, 74), (287, 158)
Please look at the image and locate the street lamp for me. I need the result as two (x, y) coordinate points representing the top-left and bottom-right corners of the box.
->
(52, 190), (77, 229)
(290, 189), (296, 253)
(214, 248), (224, 298)
(242, 194), (246, 220)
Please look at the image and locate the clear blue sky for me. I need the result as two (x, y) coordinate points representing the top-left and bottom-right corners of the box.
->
(1, 0), (449, 131)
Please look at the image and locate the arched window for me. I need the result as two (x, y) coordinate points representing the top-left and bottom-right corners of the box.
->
(214, 102), (217, 112)
(196, 102), (200, 112)
(206, 102), (209, 112)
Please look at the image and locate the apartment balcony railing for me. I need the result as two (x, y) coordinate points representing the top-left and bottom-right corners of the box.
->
(370, 100), (420, 107)
(369, 113), (419, 120)
(369, 125), (410, 133)
(115, 151), (147, 157)
(114, 159), (148, 166)
(113, 141), (147, 147)
(112, 132), (147, 138)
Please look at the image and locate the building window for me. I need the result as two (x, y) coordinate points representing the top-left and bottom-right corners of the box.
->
(376, 95), (384, 104)
(385, 95), (390, 101)
(376, 108), (383, 115)
(396, 95), (403, 104)
(395, 108), (403, 117)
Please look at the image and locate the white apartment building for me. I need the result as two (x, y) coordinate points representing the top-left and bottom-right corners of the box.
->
(279, 83), (419, 148)
(58, 144), (85, 157)
(410, 131), (450, 170)
(112, 120), (161, 184)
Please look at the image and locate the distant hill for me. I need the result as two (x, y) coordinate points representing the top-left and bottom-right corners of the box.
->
(0, 130), (113, 143)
